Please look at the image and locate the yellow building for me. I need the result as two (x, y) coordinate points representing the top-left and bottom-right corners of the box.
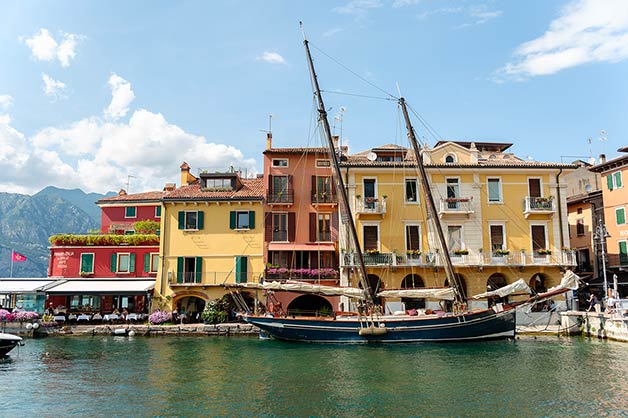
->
(339, 141), (577, 312)
(153, 163), (265, 317)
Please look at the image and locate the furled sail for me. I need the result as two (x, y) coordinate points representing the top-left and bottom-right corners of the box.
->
(547, 270), (580, 292)
(236, 281), (367, 299)
(376, 288), (456, 301)
(471, 279), (532, 300)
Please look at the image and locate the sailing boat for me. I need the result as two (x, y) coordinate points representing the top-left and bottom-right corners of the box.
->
(239, 35), (577, 343)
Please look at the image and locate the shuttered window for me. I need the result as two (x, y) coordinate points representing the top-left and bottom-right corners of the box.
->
(80, 253), (94, 274)
(230, 211), (256, 229)
(111, 253), (135, 273)
(178, 211), (204, 230)
(488, 178), (502, 202)
(616, 207), (626, 225)
(405, 225), (420, 251)
(363, 225), (379, 251)
(235, 256), (248, 283)
(528, 179), (541, 198)
(619, 241), (628, 265)
(531, 225), (546, 252)
(490, 225), (504, 251)
(144, 253), (159, 273)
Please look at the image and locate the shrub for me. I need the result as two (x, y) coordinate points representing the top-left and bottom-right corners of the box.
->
(149, 310), (172, 324)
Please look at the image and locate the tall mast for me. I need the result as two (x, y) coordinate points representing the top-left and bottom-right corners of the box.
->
(303, 38), (375, 305)
(399, 98), (465, 305)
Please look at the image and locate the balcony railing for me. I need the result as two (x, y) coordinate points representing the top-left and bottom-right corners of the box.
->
(340, 250), (577, 268)
(266, 190), (294, 204)
(355, 198), (386, 216)
(523, 196), (555, 217)
(311, 192), (337, 204)
(168, 271), (259, 286)
(438, 197), (474, 216)
(264, 267), (339, 281)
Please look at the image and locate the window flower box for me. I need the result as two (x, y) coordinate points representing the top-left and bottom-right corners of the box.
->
(453, 249), (469, 256)
(536, 249), (552, 255)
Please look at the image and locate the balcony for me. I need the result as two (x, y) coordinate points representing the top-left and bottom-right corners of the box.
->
(355, 197), (387, 218)
(168, 271), (257, 286)
(264, 267), (339, 281)
(438, 197), (474, 217)
(311, 192), (338, 205)
(523, 196), (555, 218)
(266, 190), (294, 205)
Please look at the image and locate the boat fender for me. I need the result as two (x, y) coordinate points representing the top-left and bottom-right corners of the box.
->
(359, 325), (388, 336)
(113, 328), (127, 336)
(128, 330), (136, 337)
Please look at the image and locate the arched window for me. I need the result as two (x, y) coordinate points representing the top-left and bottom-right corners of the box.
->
(486, 273), (508, 307)
(445, 154), (456, 163)
(401, 274), (425, 309)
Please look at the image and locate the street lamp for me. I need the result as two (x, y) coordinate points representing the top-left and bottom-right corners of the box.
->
(593, 218), (611, 299)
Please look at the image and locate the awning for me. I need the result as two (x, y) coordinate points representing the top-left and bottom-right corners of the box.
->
(0, 279), (56, 293)
(46, 279), (155, 295)
(268, 243), (335, 251)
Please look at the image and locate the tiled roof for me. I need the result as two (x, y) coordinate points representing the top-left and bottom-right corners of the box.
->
(342, 155), (577, 169)
(163, 177), (264, 201)
(590, 152), (628, 173)
(263, 146), (348, 154)
(97, 191), (165, 204)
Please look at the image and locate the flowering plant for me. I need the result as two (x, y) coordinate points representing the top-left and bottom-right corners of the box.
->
(494, 249), (510, 256)
(453, 249), (469, 255)
(149, 310), (172, 324)
(407, 249), (422, 256)
(536, 249), (552, 255)
(366, 249), (380, 255)
(0, 309), (39, 321)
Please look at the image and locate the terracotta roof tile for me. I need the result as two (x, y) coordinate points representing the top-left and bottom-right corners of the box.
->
(97, 191), (165, 204)
(163, 177), (264, 201)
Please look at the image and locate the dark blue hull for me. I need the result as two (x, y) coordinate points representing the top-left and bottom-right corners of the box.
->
(244, 309), (516, 343)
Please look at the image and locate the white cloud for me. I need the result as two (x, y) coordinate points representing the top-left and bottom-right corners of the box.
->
(333, 0), (383, 16)
(42, 74), (67, 101)
(322, 28), (344, 38)
(257, 51), (287, 65)
(0, 76), (257, 194)
(418, 5), (501, 28)
(0, 94), (14, 111)
(104, 74), (135, 120)
(23, 28), (84, 67)
(496, 0), (628, 81)
(392, 0), (419, 7)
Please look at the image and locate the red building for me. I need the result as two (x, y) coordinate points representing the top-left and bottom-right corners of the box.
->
(98, 189), (166, 233)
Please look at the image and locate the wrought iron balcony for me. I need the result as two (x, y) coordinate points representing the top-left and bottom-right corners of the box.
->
(311, 192), (337, 204)
(266, 190), (294, 204)
(523, 196), (555, 218)
(438, 197), (474, 216)
(355, 197), (386, 217)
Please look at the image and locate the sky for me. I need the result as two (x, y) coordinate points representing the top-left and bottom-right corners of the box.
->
(1, 0), (627, 195)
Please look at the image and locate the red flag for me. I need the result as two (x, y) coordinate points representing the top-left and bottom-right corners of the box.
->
(12, 251), (26, 262)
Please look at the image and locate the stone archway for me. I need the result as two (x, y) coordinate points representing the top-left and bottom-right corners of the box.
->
(486, 273), (508, 307)
(287, 294), (333, 317)
(529, 273), (547, 294)
(174, 295), (206, 323)
(401, 274), (425, 309)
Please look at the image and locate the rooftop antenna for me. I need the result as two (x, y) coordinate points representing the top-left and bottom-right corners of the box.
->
(599, 130), (607, 155)
(259, 114), (273, 135)
(333, 106), (346, 139)
(126, 174), (136, 193)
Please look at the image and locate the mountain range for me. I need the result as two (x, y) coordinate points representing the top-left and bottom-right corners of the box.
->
(0, 187), (115, 278)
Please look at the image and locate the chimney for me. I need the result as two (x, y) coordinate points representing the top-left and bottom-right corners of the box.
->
(332, 135), (339, 150)
(163, 183), (176, 192)
(180, 162), (191, 186)
(599, 154), (606, 164)
(118, 189), (127, 196)
(266, 132), (273, 150)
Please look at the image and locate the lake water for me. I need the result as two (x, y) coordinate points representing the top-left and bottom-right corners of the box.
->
(2, 335), (627, 417)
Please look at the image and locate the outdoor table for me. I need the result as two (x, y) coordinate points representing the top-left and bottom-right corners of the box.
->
(103, 314), (120, 322)
(77, 314), (91, 322)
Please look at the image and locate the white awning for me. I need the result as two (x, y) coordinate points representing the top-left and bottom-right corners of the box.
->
(46, 279), (155, 295)
(0, 279), (56, 293)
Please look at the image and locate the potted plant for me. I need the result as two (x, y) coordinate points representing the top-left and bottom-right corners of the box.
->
(494, 249), (510, 256)
(536, 248), (552, 255)
(366, 249), (380, 255)
(453, 249), (469, 256)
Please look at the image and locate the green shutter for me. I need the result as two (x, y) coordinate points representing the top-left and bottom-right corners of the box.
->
(616, 172), (623, 188)
(229, 211), (236, 229)
(144, 253), (150, 272)
(195, 257), (202, 283)
(235, 256), (248, 283)
(620, 242), (628, 265)
(608, 175), (614, 191)
(129, 253), (136, 272)
(249, 211), (255, 229)
(178, 211), (185, 229)
(177, 257), (183, 283)
(156, 206), (161, 217)
(110, 253), (117, 272)
(81, 253), (94, 273)
(197, 211), (204, 230)
(617, 208), (626, 225)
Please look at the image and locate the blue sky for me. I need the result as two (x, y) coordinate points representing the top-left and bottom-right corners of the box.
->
(1, 0), (627, 194)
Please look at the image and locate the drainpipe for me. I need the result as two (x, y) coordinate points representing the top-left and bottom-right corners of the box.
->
(555, 168), (565, 252)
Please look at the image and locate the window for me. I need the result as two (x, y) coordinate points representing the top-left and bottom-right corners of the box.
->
(272, 213), (288, 241)
(405, 179), (418, 203)
(70, 295), (101, 311)
(177, 257), (202, 283)
(531, 225), (547, 253)
(80, 253), (94, 274)
(490, 225), (505, 251)
(363, 225), (379, 252)
(607, 172), (623, 191)
(317, 213), (332, 241)
(364, 179), (377, 209)
(577, 207), (583, 214)
(316, 159), (331, 167)
(447, 226), (463, 251)
(178, 211), (204, 230)
(576, 219), (585, 236)
(155, 206), (161, 218)
(111, 253), (136, 273)
(616, 207), (626, 225)
(445, 154), (456, 163)
(144, 253), (159, 273)
(230, 210), (255, 230)
(405, 225), (421, 252)
(204, 178), (233, 189)
(487, 178), (502, 202)
(446, 178), (459, 209)
(620, 241), (628, 265)
(528, 178), (542, 198)
(272, 159), (288, 167)
(313, 176), (333, 202)
(125, 207), (137, 218)
(271, 175), (290, 202)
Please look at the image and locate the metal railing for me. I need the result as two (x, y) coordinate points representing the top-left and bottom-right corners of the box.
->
(524, 196), (555, 213)
(168, 271), (260, 285)
(266, 190), (294, 204)
(355, 198), (387, 215)
(438, 198), (474, 214)
(311, 192), (338, 204)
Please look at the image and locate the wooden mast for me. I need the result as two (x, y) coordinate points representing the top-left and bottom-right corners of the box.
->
(303, 37), (375, 306)
(399, 98), (465, 306)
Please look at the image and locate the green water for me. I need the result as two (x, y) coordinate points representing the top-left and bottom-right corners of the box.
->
(2, 335), (626, 417)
